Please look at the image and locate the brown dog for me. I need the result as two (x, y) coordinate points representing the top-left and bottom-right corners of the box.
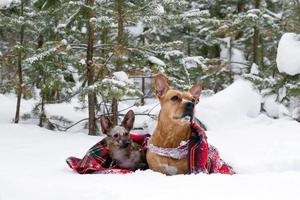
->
(100, 110), (147, 171)
(146, 74), (201, 175)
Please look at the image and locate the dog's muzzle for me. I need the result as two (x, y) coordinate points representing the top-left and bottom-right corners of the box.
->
(120, 140), (131, 148)
(181, 100), (195, 121)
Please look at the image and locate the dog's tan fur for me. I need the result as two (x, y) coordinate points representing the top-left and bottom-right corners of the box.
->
(146, 74), (201, 175)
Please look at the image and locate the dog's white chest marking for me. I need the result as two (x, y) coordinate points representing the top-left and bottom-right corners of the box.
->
(160, 164), (178, 175)
(148, 142), (189, 160)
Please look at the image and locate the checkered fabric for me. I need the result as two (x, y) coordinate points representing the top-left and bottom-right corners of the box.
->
(188, 120), (235, 174)
(66, 133), (150, 174)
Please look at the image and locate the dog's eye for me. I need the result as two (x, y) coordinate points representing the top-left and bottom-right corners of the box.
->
(171, 95), (179, 102)
(113, 134), (118, 138)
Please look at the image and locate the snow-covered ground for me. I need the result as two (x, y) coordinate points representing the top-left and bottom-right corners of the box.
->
(1, 80), (300, 200)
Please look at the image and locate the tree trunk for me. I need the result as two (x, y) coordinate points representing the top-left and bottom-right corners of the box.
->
(111, 0), (124, 125)
(100, 28), (108, 63)
(14, 0), (24, 124)
(252, 0), (261, 66)
(253, 26), (259, 63)
(0, 62), (3, 86)
(237, 0), (245, 13)
(86, 0), (96, 135)
(39, 93), (46, 127)
(228, 37), (233, 82)
(36, 34), (45, 127)
(111, 98), (118, 125)
(116, 0), (124, 63)
(236, 0), (245, 39)
(186, 27), (191, 56)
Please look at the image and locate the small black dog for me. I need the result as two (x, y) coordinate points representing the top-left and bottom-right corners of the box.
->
(100, 110), (147, 170)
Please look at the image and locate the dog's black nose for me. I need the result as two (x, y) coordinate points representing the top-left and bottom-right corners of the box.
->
(185, 101), (194, 109)
(121, 140), (130, 148)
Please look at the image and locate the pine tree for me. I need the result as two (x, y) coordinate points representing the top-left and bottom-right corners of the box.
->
(0, 0), (39, 123)
(1, 0), (300, 127)
(234, 0), (300, 117)
(24, 40), (72, 128)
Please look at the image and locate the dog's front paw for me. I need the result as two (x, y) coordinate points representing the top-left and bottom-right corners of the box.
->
(138, 162), (148, 170)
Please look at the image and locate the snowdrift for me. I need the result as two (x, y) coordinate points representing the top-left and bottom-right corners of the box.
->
(276, 33), (300, 75)
(0, 0), (13, 8)
(196, 79), (261, 130)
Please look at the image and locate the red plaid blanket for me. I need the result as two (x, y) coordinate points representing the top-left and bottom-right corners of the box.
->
(66, 121), (235, 175)
(66, 133), (149, 174)
(188, 121), (235, 174)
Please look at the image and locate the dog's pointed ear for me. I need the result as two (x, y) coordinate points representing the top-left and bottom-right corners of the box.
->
(100, 115), (112, 134)
(189, 83), (202, 103)
(121, 110), (135, 131)
(154, 74), (169, 98)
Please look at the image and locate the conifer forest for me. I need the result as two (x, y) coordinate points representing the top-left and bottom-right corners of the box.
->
(1, 0), (300, 134)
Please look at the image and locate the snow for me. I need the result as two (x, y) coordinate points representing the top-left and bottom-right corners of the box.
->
(278, 87), (286, 101)
(79, 59), (85, 65)
(292, 107), (300, 121)
(113, 71), (133, 85)
(264, 95), (280, 118)
(263, 94), (291, 118)
(1, 79), (300, 200)
(0, 0), (13, 8)
(100, 74), (141, 97)
(276, 33), (300, 75)
(71, 26), (77, 31)
(126, 21), (144, 37)
(250, 63), (259, 75)
(154, 4), (165, 15)
(182, 56), (203, 69)
(45, 99), (87, 130)
(278, 104), (291, 118)
(229, 48), (247, 71)
(196, 79), (261, 129)
(164, 50), (183, 59)
(81, 27), (87, 34)
(0, 94), (33, 123)
(148, 56), (166, 66)
(220, 38), (248, 72)
(25, 45), (62, 64)
(180, 9), (210, 18)
(60, 39), (68, 45)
